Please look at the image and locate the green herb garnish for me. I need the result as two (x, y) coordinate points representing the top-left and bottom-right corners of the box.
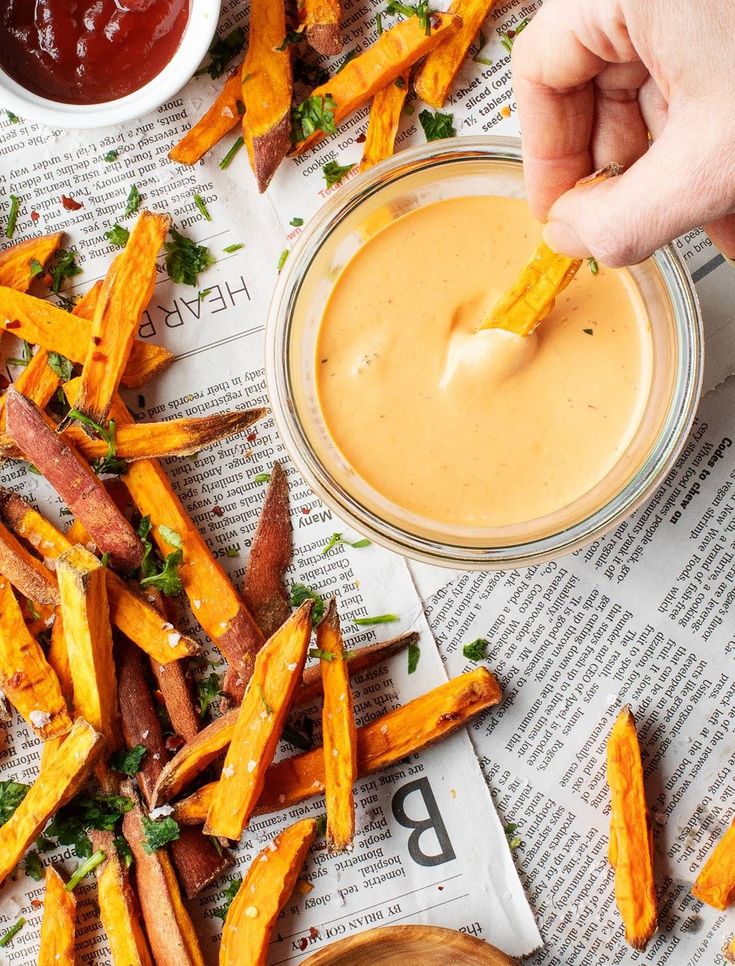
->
(583, 328), (594, 336)
(314, 813), (328, 837)
(291, 583), (325, 623)
(0, 917), (25, 947)
(309, 646), (335, 663)
(253, 472), (271, 483)
(289, 217), (304, 227)
(141, 815), (180, 853)
(504, 822), (522, 849)
(159, 525), (182, 549)
(587, 256), (599, 275)
(500, 18), (529, 53)
(0, 780), (30, 824)
(6, 340), (32, 368)
(6, 195), (21, 238)
(110, 744), (147, 777)
(193, 194), (212, 222)
(321, 532), (371, 554)
(23, 850), (44, 881)
(292, 94), (337, 142)
(28, 258), (44, 279)
(105, 223), (130, 248)
(220, 136), (244, 170)
(462, 638), (488, 662)
(419, 109), (455, 142)
(66, 409), (126, 476)
(6, 111), (20, 124)
(49, 249), (82, 293)
(323, 160), (355, 187)
(256, 684), (273, 715)
(164, 228), (215, 286)
(124, 184), (141, 217)
(354, 614), (398, 626)
(196, 27), (246, 79)
(114, 835), (133, 868)
(104, 149), (119, 162)
(46, 794), (133, 858)
(277, 249), (289, 271)
(407, 640), (421, 673)
(225, 547), (239, 558)
(385, 0), (432, 33)
(276, 29), (305, 51)
(196, 671), (223, 718)
(214, 877), (242, 920)
(223, 242), (244, 253)
(66, 850), (106, 891)
(140, 549), (184, 597)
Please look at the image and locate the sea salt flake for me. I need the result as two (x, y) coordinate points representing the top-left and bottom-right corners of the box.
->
(222, 764), (235, 778)
(148, 804), (174, 820)
(247, 759), (257, 773)
(30, 709), (51, 729)
(245, 905), (258, 918)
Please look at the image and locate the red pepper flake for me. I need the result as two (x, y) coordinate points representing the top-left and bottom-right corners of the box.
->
(92, 352), (107, 363)
(30, 210), (40, 222)
(297, 938), (308, 952)
(31, 898), (43, 909)
(246, 431), (257, 442)
(5, 320), (20, 330)
(92, 336), (101, 345)
(355, 132), (366, 144)
(61, 194), (83, 211)
(309, 927), (320, 940)
(165, 734), (185, 752)
(212, 505), (225, 517)
(301, 506), (310, 515)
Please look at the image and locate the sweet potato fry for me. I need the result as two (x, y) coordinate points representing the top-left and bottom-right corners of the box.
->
(414, 0), (496, 107)
(0, 577), (71, 739)
(122, 786), (206, 966)
(0, 717), (105, 885)
(607, 706), (657, 950)
(204, 602), (313, 839)
(64, 406), (267, 462)
(38, 866), (76, 966)
(174, 667), (501, 823)
(0, 487), (200, 663)
(0, 233), (63, 292)
(220, 818), (317, 966)
(92, 829), (154, 966)
(298, 0), (343, 55)
(0, 517), (59, 605)
(56, 545), (121, 749)
(74, 211), (171, 427)
(150, 659), (200, 743)
(692, 816), (735, 909)
(39, 614), (74, 769)
(0, 287), (173, 387)
(293, 13), (460, 153)
(360, 73), (409, 170)
(726, 936), (735, 963)
(241, 0), (293, 192)
(5, 389), (144, 571)
(319, 600), (356, 853)
(169, 72), (242, 165)
(153, 630), (419, 805)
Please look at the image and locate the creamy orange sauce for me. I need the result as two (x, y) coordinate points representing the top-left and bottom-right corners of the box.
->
(315, 195), (652, 529)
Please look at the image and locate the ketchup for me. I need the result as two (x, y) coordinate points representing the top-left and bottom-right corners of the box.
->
(0, 0), (190, 105)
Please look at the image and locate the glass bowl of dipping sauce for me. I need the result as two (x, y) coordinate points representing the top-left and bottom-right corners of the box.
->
(267, 136), (702, 569)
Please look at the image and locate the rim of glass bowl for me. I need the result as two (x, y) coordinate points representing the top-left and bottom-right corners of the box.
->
(266, 135), (703, 570)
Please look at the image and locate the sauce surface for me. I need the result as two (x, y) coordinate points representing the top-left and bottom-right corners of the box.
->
(316, 195), (653, 529)
(0, 0), (189, 105)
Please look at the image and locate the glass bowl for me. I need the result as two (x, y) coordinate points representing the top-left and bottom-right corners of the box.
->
(266, 136), (703, 569)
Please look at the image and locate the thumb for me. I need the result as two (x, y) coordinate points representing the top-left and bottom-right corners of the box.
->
(542, 124), (735, 266)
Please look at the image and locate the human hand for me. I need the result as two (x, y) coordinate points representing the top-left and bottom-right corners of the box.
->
(512, 0), (735, 266)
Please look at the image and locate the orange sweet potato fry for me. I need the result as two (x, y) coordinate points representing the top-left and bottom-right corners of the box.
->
(39, 614), (74, 770)
(241, 0), (293, 191)
(607, 706), (657, 950)
(0, 717), (105, 885)
(692, 816), (735, 910)
(360, 73), (409, 170)
(169, 72), (242, 165)
(0, 577), (71, 739)
(174, 667), (501, 824)
(293, 13), (461, 153)
(5, 388), (144, 572)
(56, 545), (121, 750)
(63, 406), (267, 462)
(319, 600), (357, 853)
(0, 286), (173, 387)
(92, 829), (154, 966)
(204, 602), (313, 840)
(0, 516), (59, 605)
(0, 233), (63, 292)
(414, 0), (497, 107)
(0, 487), (200, 664)
(38, 866), (76, 966)
(220, 818), (317, 966)
(298, 0), (343, 55)
(74, 211), (171, 427)
(726, 935), (735, 963)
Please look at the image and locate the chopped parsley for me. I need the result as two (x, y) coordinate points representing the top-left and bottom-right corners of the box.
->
(0, 780), (30, 824)
(354, 614), (398, 626)
(46, 794), (134, 858)
(6, 194), (21, 238)
(66, 409), (126, 476)
(500, 18), (529, 53)
(504, 822), (522, 849)
(289, 217), (304, 227)
(66, 850), (106, 891)
(322, 160), (355, 187)
(292, 94), (337, 143)
(110, 744), (148, 777)
(291, 583), (325, 623)
(253, 472), (271, 483)
(141, 815), (180, 853)
(193, 194), (212, 222)
(158, 524), (182, 549)
(196, 671), (223, 718)
(321, 532), (371, 554)
(587, 256), (599, 275)
(199, 288), (212, 300)
(309, 646), (335, 663)
(276, 29), (305, 51)
(28, 257), (44, 279)
(583, 327), (594, 336)
(6, 340), (32, 368)
(105, 223), (130, 248)
(419, 109), (455, 142)
(49, 249), (83, 293)
(314, 813), (328, 837)
(223, 242), (244, 253)
(463, 638), (488, 662)
(277, 249), (289, 271)
(407, 640), (421, 673)
(115, 835), (133, 868)
(140, 548), (184, 597)
(165, 228), (215, 286)
(220, 136), (244, 170)
(104, 149), (119, 162)
(473, 30), (493, 65)
(376, 11), (383, 33)
(225, 547), (239, 557)
(23, 851), (44, 881)
(124, 184), (142, 217)
(196, 27), (246, 79)
(214, 877), (242, 920)
(6, 111), (20, 124)
(0, 917), (25, 947)
(385, 1), (431, 34)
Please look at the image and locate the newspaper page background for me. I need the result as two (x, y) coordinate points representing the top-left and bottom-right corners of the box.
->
(0, 3), (543, 958)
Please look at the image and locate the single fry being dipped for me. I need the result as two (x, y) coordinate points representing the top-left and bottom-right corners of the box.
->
(74, 210), (170, 427)
(360, 73), (409, 170)
(92, 829), (154, 966)
(298, 0), (343, 55)
(0, 577), (71, 739)
(241, 0), (293, 192)
(692, 816), (735, 909)
(607, 706), (657, 950)
(414, 0), (497, 108)
(220, 818), (317, 966)
(204, 601), (313, 840)
(174, 667), (502, 823)
(318, 599), (357, 853)
(0, 717), (105, 886)
(56, 544), (121, 749)
(38, 866), (76, 966)
(292, 13), (461, 153)
(0, 232), (63, 292)
(169, 71), (242, 165)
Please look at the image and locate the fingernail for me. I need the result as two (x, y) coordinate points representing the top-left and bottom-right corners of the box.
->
(542, 221), (589, 257)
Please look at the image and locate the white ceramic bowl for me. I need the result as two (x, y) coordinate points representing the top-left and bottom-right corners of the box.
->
(0, 0), (221, 130)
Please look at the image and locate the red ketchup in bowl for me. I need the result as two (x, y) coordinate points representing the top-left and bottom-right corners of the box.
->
(0, 0), (190, 105)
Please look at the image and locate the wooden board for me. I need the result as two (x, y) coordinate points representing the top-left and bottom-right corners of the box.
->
(301, 925), (519, 965)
